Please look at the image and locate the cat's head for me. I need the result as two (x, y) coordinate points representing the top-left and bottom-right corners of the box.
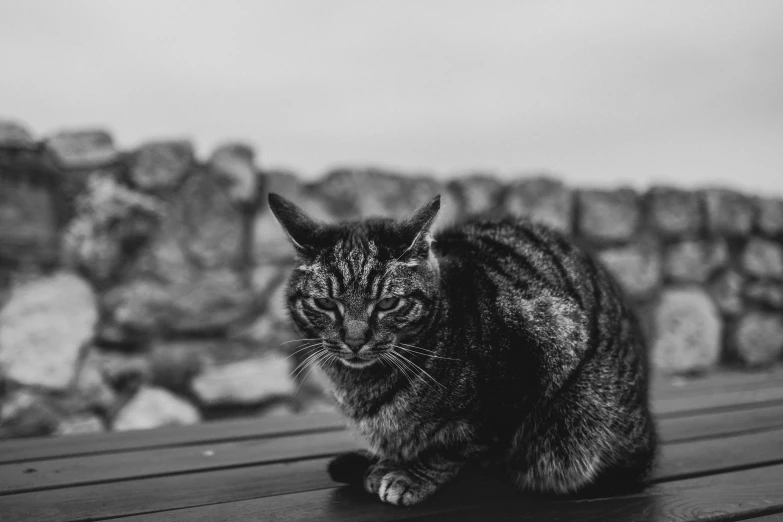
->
(268, 193), (441, 369)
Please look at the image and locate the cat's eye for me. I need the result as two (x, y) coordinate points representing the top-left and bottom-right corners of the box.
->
(376, 297), (400, 311)
(313, 298), (338, 310)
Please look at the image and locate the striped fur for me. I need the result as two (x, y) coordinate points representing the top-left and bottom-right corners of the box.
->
(268, 193), (657, 506)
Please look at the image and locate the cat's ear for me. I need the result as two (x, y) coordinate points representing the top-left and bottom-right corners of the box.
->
(267, 193), (322, 254)
(399, 195), (441, 258)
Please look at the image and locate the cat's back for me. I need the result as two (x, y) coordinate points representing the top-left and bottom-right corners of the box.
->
(433, 216), (606, 304)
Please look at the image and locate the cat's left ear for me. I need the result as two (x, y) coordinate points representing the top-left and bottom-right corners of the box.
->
(399, 195), (441, 258)
(267, 193), (323, 255)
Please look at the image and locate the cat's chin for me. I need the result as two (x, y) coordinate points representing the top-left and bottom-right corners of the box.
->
(338, 357), (380, 369)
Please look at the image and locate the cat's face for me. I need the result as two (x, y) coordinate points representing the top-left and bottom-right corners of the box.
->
(268, 194), (441, 369)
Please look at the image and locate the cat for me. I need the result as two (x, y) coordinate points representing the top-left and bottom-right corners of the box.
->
(268, 192), (657, 506)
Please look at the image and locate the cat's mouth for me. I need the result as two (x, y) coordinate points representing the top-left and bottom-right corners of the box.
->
(339, 355), (379, 368)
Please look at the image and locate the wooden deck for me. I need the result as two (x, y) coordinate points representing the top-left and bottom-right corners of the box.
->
(2, 369), (783, 521)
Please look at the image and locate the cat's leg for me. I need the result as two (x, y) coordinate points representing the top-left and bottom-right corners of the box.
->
(505, 376), (656, 495)
(363, 450), (468, 506)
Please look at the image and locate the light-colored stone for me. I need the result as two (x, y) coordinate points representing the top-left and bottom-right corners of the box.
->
(577, 188), (640, 243)
(113, 386), (201, 431)
(709, 270), (745, 316)
(129, 140), (194, 192)
(0, 272), (97, 390)
(45, 129), (117, 169)
(208, 142), (258, 202)
(0, 120), (34, 147)
(647, 186), (704, 237)
(505, 177), (573, 233)
(651, 288), (723, 374)
(598, 244), (661, 299)
(703, 189), (754, 236)
(757, 197), (783, 238)
(62, 175), (163, 283)
(664, 240), (728, 283)
(191, 353), (295, 406)
(730, 312), (783, 367)
(56, 414), (106, 436)
(742, 238), (783, 279)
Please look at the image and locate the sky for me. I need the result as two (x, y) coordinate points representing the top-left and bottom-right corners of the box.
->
(1, 1), (782, 194)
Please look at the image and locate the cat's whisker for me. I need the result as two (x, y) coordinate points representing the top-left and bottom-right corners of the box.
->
(392, 345), (460, 361)
(383, 353), (415, 388)
(283, 342), (324, 361)
(388, 351), (443, 391)
(290, 348), (327, 379)
(396, 342), (439, 354)
(293, 351), (332, 399)
(279, 338), (321, 346)
(394, 351), (446, 390)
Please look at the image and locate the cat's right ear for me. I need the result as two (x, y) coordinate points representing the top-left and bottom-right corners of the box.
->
(267, 193), (322, 255)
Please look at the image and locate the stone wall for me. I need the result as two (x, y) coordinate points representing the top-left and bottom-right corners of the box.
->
(1, 118), (782, 439)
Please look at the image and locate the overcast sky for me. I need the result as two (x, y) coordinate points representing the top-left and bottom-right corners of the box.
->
(1, 1), (781, 194)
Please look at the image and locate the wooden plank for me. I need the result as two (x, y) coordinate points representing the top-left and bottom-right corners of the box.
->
(1, 369), (780, 464)
(2, 427), (782, 521)
(653, 387), (783, 417)
(104, 463), (783, 522)
(0, 430), (358, 495)
(658, 403), (783, 442)
(652, 366), (783, 397)
(2, 403), (783, 497)
(740, 514), (783, 521)
(0, 413), (346, 464)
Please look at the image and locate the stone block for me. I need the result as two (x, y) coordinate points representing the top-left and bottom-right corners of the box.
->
(208, 142), (259, 202)
(647, 186), (704, 237)
(709, 270), (745, 316)
(191, 353), (294, 406)
(577, 188), (640, 243)
(129, 140), (194, 192)
(741, 237), (783, 279)
(62, 175), (163, 283)
(504, 177), (574, 234)
(449, 174), (503, 216)
(0, 389), (60, 439)
(703, 189), (754, 236)
(651, 288), (723, 373)
(112, 386), (201, 431)
(663, 239), (728, 283)
(757, 197), (783, 237)
(45, 129), (117, 169)
(55, 414), (106, 436)
(102, 269), (254, 339)
(729, 312), (783, 367)
(0, 174), (60, 267)
(598, 244), (661, 299)
(0, 119), (35, 147)
(0, 272), (97, 390)
(745, 281), (783, 310)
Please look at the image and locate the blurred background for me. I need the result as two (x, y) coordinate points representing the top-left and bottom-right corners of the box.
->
(0, 1), (782, 439)
(1, 0), (782, 192)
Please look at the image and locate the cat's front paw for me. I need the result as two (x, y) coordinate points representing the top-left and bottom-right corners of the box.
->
(364, 464), (437, 506)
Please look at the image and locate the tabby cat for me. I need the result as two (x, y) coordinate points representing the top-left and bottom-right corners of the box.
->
(269, 192), (657, 506)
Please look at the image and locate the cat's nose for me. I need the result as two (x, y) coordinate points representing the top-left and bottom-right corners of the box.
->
(343, 320), (369, 352)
